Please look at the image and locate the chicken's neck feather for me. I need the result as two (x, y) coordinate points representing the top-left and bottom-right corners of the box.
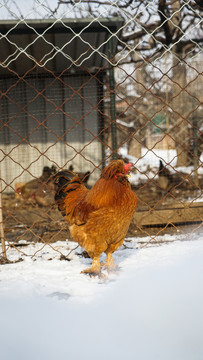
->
(86, 177), (131, 209)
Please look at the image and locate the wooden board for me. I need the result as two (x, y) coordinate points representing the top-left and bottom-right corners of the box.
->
(133, 202), (203, 227)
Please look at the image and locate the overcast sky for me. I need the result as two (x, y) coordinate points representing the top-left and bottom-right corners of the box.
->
(0, 0), (69, 19)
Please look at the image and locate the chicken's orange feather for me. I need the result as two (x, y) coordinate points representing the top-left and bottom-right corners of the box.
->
(54, 160), (138, 275)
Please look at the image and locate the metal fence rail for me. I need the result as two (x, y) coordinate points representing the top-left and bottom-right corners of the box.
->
(0, 0), (203, 261)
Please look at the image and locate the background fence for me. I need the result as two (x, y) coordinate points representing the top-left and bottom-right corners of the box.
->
(0, 0), (203, 262)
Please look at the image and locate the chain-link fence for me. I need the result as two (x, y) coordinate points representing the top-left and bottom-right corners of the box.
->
(0, 0), (203, 262)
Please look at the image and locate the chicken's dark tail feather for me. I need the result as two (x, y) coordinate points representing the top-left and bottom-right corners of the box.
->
(54, 170), (82, 216)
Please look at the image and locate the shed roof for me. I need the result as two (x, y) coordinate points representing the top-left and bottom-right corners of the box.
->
(0, 17), (123, 76)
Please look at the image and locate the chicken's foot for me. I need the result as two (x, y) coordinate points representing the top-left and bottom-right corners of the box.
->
(81, 256), (101, 276)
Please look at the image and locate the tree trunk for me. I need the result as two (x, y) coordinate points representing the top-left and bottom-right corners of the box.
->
(169, 1), (191, 166)
(171, 53), (191, 167)
(128, 134), (142, 159)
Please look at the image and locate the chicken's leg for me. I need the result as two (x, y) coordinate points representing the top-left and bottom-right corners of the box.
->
(103, 252), (118, 272)
(81, 256), (101, 275)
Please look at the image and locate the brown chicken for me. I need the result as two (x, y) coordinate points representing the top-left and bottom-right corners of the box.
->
(54, 160), (137, 275)
(20, 165), (56, 201)
(15, 182), (26, 198)
(34, 179), (56, 206)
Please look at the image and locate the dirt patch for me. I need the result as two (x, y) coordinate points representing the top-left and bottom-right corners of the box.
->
(2, 194), (70, 243)
(1, 177), (202, 246)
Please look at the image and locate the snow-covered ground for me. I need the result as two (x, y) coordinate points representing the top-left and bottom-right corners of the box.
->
(0, 233), (203, 360)
(0, 147), (202, 359)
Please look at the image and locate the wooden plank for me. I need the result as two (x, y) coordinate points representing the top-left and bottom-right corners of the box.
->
(133, 202), (203, 227)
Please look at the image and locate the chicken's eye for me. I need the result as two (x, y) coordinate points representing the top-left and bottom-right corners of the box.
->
(114, 172), (122, 179)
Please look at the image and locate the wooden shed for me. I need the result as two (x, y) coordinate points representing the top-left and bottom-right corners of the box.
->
(0, 18), (123, 191)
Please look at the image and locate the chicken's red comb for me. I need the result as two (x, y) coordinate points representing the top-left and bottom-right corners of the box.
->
(124, 163), (133, 173)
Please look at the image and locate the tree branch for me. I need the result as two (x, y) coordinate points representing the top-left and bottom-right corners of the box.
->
(158, 0), (173, 45)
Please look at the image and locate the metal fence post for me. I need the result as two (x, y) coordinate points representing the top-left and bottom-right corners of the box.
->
(109, 37), (117, 160)
(0, 172), (6, 260)
(98, 72), (106, 168)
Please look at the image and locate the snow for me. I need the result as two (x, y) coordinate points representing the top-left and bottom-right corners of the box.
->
(0, 233), (203, 360)
(117, 118), (135, 128)
(0, 146), (203, 359)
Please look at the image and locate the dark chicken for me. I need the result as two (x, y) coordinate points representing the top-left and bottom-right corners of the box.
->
(158, 160), (183, 191)
(55, 160), (137, 275)
(68, 165), (91, 184)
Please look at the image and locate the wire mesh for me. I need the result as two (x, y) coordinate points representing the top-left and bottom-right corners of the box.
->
(0, 0), (203, 262)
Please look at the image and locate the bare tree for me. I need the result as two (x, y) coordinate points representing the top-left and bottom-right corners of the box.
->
(54, 0), (203, 165)
(4, 0), (200, 164)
